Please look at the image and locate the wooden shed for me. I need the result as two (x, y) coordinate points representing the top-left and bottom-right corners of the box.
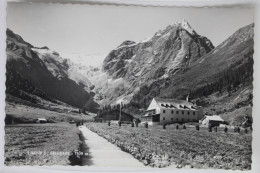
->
(201, 115), (225, 127)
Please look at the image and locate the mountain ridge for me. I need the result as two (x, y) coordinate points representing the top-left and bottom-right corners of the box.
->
(6, 28), (99, 112)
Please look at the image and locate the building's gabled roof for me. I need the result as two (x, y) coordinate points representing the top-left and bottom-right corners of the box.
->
(37, 118), (47, 121)
(202, 115), (224, 122)
(153, 98), (197, 110)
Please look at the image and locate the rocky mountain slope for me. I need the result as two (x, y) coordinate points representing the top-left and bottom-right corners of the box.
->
(133, 23), (254, 108)
(6, 29), (99, 112)
(32, 47), (95, 92)
(96, 21), (254, 122)
(98, 20), (215, 105)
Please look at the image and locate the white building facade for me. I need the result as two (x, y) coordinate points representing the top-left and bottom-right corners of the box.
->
(142, 98), (203, 125)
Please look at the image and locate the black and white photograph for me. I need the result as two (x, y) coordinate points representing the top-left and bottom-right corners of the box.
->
(2, 0), (256, 171)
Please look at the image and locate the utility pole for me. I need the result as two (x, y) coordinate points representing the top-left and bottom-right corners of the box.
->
(119, 102), (122, 122)
(186, 93), (189, 102)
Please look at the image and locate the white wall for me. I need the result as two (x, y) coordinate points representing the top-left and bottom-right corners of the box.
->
(197, 107), (204, 120)
(159, 108), (199, 124)
(147, 121), (159, 125)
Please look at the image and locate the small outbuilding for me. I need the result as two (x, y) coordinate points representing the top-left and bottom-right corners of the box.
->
(36, 118), (48, 123)
(201, 115), (225, 127)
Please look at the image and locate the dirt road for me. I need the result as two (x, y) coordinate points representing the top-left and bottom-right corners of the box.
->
(78, 126), (146, 167)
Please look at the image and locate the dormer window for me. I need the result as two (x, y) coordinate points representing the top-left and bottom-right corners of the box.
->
(191, 106), (197, 110)
(161, 104), (165, 107)
(170, 104), (175, 108)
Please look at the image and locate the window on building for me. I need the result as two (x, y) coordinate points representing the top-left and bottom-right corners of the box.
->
(171, 118), (173, 121)
(163, 110), (166, 113)
(176, 111), (179, 114)
(163, 117), (165, 120)
(182, 118), (184, 121)
(188, 111), (190, 115)
(193, 119), (196, 121)
(193, 112), (196, 115)
(182, 111), (184, 115)
(176, 118), (178, 121)
(187, 119), (189, 121)
(171, 110), (173, 114)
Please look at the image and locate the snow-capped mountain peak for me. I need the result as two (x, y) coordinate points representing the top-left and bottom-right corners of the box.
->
(178, 19), (197, 35)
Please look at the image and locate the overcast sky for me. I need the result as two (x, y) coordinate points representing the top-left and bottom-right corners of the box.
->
(7, 3), (254, 67)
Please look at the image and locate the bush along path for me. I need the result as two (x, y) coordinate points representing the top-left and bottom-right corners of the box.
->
(85, 123), (252, 169)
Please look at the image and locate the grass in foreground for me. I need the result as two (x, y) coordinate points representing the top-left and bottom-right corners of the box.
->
(86, 123), (252, 170)
(5, 123), (81, 166)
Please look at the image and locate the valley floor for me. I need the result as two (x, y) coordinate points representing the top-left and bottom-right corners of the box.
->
(3, 101), (252, 169)
(86, 122), (252, 170)
(5, 101), (96, 123)
(4, 101), (96, 166)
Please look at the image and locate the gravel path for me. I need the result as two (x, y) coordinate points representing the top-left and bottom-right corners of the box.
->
(79, 126), (146, 167)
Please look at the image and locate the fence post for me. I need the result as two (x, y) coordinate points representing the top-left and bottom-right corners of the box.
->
(196, 125), (200, 131)
(145, 122), (148, 129)
(224, 126), (228, 133)
(163, 124), (166, 129)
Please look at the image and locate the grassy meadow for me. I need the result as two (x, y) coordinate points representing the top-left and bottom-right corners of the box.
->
(86, 122), (252, 170)
(4, 123), (81, 166)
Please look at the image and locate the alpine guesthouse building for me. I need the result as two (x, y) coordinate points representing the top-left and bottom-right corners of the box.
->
(142, 98), (203, 125)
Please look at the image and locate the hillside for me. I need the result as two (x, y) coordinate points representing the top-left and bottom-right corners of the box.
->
(6, 29), (99, 112)
(96, 22), (254, 124)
